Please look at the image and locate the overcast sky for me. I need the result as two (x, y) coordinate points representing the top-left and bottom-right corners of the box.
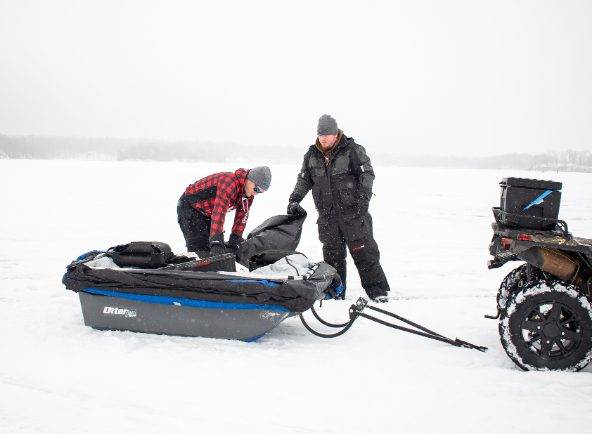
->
(0, 0), (591, 156)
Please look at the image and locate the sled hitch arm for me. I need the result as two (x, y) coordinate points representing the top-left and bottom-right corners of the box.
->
(300, 298), (488, 352)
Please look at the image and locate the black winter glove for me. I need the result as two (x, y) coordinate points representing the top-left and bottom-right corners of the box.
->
(209, 233), (226, 255)
(225, 233), (244, 252)
(287, 201), (306, 216)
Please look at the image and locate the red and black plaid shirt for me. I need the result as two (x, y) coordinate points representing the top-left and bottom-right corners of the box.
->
(183, 169), (253, 238)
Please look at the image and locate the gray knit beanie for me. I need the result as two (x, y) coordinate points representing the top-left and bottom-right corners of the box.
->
(317, 114), (338, 135)
(247, 166), (272, 191)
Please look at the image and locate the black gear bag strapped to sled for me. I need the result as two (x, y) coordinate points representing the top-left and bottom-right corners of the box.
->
(106, 241), (174, 268)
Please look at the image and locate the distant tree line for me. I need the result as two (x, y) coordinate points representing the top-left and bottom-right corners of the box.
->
(0, 134), (301, 163)
(381, 150), (592, 172)
(1, 133), (590, 172)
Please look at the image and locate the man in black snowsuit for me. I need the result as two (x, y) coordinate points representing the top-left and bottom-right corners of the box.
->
(287, 114), (390, 302)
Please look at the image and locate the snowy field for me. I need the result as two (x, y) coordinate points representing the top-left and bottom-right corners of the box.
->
(1, 158), (591, 434)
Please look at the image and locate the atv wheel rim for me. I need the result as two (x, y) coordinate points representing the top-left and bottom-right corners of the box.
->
(520, 301), (583, 360)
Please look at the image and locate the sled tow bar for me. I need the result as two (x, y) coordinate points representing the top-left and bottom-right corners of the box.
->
(299, 297), (488, 352)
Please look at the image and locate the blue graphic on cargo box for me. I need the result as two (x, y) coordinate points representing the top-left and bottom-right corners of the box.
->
(523, 190), (553, 211)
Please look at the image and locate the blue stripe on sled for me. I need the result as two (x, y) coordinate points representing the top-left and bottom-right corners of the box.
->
(82, 287), (291, 313)
(227, 279), (280, 288)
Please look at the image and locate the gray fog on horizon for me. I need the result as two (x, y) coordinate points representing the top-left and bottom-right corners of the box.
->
(1, 0), (591, 157)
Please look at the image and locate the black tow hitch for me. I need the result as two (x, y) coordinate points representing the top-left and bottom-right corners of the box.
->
(300, 297), (488, 352)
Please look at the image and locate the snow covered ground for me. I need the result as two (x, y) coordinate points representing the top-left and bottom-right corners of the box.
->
(1, 159), (591, 434)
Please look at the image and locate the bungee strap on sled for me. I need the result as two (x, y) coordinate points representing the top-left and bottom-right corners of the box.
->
(300, 298), (488, 352)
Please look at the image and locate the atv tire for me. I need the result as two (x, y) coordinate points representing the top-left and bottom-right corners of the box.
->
(499, 280), (592, 371)
(496, 264), (550, 314)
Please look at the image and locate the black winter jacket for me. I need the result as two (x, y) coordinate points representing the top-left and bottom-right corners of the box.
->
(289, 132), (375, 217)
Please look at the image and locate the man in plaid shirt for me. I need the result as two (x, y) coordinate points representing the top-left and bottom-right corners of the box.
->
(177, 166), (271, 256)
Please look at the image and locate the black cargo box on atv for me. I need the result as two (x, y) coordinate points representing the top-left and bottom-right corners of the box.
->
(494, 177), (562, 231)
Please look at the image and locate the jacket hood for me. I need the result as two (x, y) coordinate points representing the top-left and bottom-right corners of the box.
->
(233, 168), (250, 199)
(234, 168), (248, 184)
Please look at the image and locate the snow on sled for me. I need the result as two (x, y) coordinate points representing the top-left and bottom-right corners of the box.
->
(62, 213), (342, 341)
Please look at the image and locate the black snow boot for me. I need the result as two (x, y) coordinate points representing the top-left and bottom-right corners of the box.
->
(366, 285), (389, 303)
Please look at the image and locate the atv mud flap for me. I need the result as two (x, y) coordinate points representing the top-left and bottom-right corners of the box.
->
(78, 289), (292, 341)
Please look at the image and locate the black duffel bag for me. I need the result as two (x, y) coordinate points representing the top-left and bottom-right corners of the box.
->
(236, 213), (307, 269)
(106, 241), (174, 268)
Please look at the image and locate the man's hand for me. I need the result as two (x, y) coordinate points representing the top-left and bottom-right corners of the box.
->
(287, 201), (306, 216)
(209, 233), (226, 255)
(225, 233), (244, 252)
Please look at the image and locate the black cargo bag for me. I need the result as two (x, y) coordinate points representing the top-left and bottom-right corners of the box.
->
(236, 213), (307, 270)
(106, 241), (174, 268)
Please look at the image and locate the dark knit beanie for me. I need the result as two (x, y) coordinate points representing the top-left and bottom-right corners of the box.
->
(317, 114), (338, 135)
(247, 166), (272, 191)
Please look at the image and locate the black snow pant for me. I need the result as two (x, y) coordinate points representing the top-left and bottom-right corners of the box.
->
(317, 212), (390, 299)
(177, 196), (211, 257)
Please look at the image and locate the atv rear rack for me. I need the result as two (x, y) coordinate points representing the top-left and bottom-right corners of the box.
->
(492, 208), (571, 238)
